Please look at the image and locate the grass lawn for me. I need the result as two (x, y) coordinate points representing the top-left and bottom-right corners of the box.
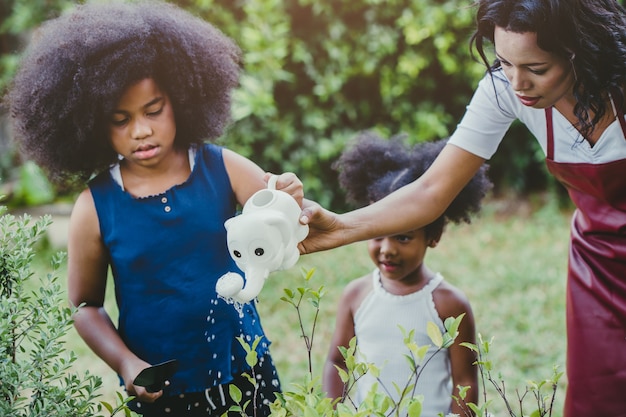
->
(56, 196), (571, 416)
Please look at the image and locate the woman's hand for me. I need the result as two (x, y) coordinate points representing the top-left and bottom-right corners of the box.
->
(261, 174), (345, 254)
(297, 199), (346, 254)
(264, 172), (304, 207)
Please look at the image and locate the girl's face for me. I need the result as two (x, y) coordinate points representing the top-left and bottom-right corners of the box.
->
(367, 229), (431, 287)
(494, 27), (575, 109)
(109, 78), (177, 167)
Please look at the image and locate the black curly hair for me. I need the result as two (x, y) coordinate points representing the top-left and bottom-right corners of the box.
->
(470, 0), (626, 139)
(5, 0), (241, 187)
(334, 131), (493, 240)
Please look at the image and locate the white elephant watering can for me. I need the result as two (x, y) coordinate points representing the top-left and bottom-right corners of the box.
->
(216, 176), (309, 305)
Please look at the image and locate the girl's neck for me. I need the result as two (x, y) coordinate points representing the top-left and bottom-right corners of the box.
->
(120, 148), (191, 198)
(379, 264), (434, 296)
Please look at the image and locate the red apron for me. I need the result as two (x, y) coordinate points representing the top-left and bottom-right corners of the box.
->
(545, 105), (626, 417)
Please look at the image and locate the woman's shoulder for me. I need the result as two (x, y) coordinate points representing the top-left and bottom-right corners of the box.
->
(475, 69), (545, 121)
(474, 70), (519, 112)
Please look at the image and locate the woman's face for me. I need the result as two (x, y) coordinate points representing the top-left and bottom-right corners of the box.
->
(494, 26), (575, 109)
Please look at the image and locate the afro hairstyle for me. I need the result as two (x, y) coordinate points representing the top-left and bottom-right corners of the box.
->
(334, 130), (493, 239)
(5, 0), (241, 186)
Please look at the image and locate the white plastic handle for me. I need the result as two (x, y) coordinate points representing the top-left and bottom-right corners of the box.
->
(267, 174), (278, 190)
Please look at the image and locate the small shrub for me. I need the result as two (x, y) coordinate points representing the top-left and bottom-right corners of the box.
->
(0, 205), (135, 417)
(462, 335), (562, 417)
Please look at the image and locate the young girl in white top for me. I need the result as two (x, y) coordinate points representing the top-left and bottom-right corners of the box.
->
(323, 132), (492, 416)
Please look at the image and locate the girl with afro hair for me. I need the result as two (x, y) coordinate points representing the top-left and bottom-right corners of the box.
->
(5, 2), (303, 416)
(323, 132), (492, 416)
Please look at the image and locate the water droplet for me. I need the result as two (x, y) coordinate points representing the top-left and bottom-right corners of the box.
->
(216, 294), (246, 316)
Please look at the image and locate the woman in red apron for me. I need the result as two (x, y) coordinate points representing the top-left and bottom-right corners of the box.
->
(298, 1), (626, 415)
(545, 105), (626, 416)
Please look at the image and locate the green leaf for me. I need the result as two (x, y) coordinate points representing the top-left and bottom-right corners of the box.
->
(101, 401), (114, 413)
(336, 367), (349, 383)
(427, 321), (443, 348)
(406, 397), (423, 417)
(229, 384), (242, 403)
(444, 313), (465, 338)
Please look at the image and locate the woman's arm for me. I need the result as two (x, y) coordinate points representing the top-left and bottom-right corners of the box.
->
(300, 144), (486, 254)
(67, 189), (163, 402)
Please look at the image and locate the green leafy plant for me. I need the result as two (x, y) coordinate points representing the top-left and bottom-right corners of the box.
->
(327, 317), (467, 417)
(225, 336), (264, 417)
(0, 205), (136, 417)
(461, 335), (563, 417)
(227, 268), (562, 417)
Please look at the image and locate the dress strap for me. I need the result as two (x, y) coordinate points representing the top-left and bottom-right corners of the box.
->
(545, 107), (555, 160)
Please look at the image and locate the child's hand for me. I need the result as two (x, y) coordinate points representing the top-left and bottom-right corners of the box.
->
(121, 357), (168, 402)
(264, 172), (304, 207)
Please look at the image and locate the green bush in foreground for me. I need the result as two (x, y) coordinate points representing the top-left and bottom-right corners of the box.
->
(0, 206), (134, 417)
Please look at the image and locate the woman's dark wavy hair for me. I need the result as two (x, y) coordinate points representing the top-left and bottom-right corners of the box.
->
(470, 0), (626, 138)
(334, 131), (493, 240)
(5, 0), (241, 186)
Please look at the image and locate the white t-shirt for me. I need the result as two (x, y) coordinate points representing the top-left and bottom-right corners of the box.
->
(447, 69), (626, 163)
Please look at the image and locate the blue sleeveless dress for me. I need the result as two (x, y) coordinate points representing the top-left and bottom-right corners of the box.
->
(89, 144), (270, 395)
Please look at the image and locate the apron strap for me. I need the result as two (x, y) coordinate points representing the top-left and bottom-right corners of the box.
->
(610, 92), (626, 138)
(545, 107), (555, 160)
(545, 97), (626, 162)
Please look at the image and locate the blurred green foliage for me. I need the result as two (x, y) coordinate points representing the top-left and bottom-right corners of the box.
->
(0, 0), (75, 92)
(1, 0), (557, 210)
(0, 0), (77, 207)
(201, 0), (487, 209)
